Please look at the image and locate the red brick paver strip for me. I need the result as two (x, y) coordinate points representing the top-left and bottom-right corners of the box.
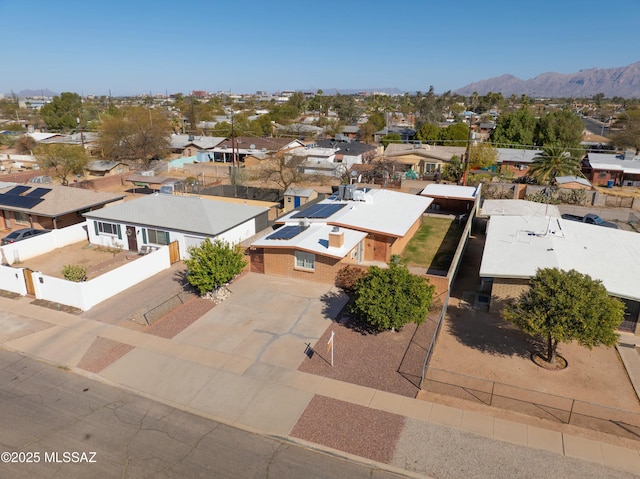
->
(144, 297), (215, 339)
(290, 395), (405, 464)
(298, 316), (432, 398)
(77, 337), (135, 373)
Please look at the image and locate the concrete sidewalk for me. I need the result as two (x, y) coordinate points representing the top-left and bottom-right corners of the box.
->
(1, 276), (639, 478)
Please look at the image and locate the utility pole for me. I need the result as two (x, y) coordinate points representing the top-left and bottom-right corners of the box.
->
(231, 110), (236, 185)
(461, 120), (473, 186)
(78, 107), (85, 149)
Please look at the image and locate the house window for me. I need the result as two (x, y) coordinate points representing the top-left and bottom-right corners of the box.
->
(295, 251), (315, 270)
(14, 211), (28, 225)
(598, 172), (607, 178)
(287, 197), (292, 203)
(97, 221), (118, 236)
(146, 228), (170, 245)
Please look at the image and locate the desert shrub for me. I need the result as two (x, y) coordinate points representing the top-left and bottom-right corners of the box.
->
(62, 264), (87, 282)
(335, 265), (366, 293)
(350, 262), (435, 332)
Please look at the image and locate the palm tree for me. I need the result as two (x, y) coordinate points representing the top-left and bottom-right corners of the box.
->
(528, 145), (579, 185)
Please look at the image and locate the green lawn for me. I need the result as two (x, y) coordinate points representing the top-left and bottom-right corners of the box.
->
(401, 216), (464, 271)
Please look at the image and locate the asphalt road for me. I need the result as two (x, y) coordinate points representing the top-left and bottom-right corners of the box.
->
(582, 116), (609, 137)
(0, 349), (413, 479)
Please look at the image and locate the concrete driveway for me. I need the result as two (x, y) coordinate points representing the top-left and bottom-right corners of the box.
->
(173, 273), (348, 370)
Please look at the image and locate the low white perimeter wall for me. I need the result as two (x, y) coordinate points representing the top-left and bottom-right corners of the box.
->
(0, 264), (27, 295)
(1, 222), (89, 266)
(33, 246), (171, 311)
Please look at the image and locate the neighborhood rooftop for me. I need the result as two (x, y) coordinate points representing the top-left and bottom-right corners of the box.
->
(84, 194), (267, 236)
(479, 215), (640, 302)
(277, 188), (433, 237)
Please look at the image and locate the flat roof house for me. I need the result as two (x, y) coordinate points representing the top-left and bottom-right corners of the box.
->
(479, 215), (640, 334)
(250, 187), (432, 283)
(84, 194), (268, 259)
(421, 184), (479, 214)
(582, 152), (640, 187)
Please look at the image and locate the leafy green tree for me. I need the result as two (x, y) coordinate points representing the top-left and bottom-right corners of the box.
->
(98, 107), (171, 168)
(184, 238), (247, 295)
(491, 107), (537, 147)
(415, 123), (440, 142)
(442, 156), (463, 183)
(367, 111), (386, 131)
(330, 94), (359, 124)
(611, 109), (640, 152)
(528, 145), (579, 184)
(415, 85), (441, 124)
(350, 261), (434, 332)
(534, 109), (583, 151)
(502, 268), (624, 365)
(40, 92), (83, 131)
(380, 132), (402, 148)
(35, 143), (88, 186)
(358, 121), (377, 144)
(439, 122), (469, 146)
(469, 142), (498, 169)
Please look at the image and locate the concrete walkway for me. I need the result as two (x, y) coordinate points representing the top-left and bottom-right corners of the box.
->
(1, 274), (639, 477)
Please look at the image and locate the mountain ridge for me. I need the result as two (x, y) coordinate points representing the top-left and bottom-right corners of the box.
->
(455, 62), (640, 98)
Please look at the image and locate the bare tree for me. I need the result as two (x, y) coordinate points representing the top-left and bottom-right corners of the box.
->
(98, 107), (171, 168)
(35, 144), (88, 186)
(257, 155), (313, 191)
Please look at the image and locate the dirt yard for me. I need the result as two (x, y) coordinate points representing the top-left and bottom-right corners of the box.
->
(17, 241), (136, 280)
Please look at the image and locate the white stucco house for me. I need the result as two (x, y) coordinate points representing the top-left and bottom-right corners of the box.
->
(83, 194), (269, 259)
(479, 214), (640, 334)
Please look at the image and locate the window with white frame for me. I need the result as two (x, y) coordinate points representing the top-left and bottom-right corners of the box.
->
(295, 250), (315, 270)
(146, 228), (170, 245)
(97, 221), (118, 236)
(14, 211), (28, 225)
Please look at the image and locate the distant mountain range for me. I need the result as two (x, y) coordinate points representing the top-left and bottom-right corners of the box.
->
(6, 89), (58, 98)
(455, 62), (640, 98)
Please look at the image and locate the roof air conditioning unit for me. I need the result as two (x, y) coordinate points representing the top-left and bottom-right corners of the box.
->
(353, 190), (366, 201)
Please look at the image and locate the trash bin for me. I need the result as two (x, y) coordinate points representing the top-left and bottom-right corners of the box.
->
(607, 180), (614, 188)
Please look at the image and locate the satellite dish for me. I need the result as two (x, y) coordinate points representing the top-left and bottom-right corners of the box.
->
(350, 170), (358, 177)
(250, 144), (256, 149)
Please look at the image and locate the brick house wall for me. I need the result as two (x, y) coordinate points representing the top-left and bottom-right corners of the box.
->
(261, 247), (356, 284)
(390, 215), (422, 257)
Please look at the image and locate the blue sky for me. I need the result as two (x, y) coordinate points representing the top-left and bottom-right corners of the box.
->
(1, 0), (638, 97)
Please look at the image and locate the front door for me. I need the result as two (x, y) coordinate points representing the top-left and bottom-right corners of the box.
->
(126, 226), (138, 251)
(250, 248), (264, 274)
(294, 196), (301, 208)
(373, 235), (388, 262)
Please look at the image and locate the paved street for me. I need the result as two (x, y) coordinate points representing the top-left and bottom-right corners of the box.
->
(0, 349), (411, 479)
(0, 272), (639, 478)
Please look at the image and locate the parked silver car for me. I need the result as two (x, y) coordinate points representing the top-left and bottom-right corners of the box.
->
(1, 228), (50, 245)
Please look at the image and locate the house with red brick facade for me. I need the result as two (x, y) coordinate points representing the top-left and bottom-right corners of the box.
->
(249, 186), (433, 283)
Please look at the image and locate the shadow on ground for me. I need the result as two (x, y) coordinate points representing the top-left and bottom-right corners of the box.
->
(445, 302), (543, 359)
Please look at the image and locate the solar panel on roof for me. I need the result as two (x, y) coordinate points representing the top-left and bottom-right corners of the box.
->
(266, 225), (308, 240)
(25, 187), (52, 198)
(5, 186), (30, 196)
(291, 203), (346, 219)
(0, 195), (44, 209)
